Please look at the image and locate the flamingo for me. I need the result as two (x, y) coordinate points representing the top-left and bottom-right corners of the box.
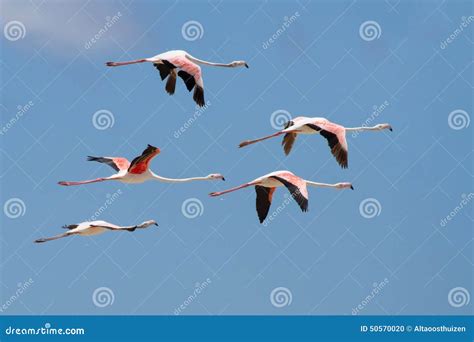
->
(58, 144), (225, 186)
(209, 170), (353, 223)
(34, 219), (158, 243)
(238, 117), (392, 168)
(106, 50), (248, 107)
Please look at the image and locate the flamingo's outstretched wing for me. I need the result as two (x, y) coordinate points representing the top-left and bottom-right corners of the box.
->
(177, 70), (196, 92)
(170, 56), (205, 107)
(62, 224), (79, 230)
(154, 56), (204, 106)
(153, 60), (176, 80)
(270, 173), (308, 212)
(128, 145), (160, 174)
(87, 156), (130, 171)
(90, 222), (138, 232)
(282, 133), (297, 155)
(153, 60), (178, 95)
(255, 186), (275, 223)
(307, 122), (348, 168)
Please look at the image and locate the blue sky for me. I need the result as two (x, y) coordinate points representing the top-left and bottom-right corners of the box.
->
(1, 0), (472, 315)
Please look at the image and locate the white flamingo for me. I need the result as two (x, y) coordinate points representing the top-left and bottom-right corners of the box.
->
(34, 220), (158, 243)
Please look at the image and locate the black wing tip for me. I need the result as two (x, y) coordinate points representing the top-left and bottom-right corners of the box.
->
(299, 198), (309, 212)
(177, 70), (196, 92)
(193, 85), (205, 107)
(87, 156), (97, 161)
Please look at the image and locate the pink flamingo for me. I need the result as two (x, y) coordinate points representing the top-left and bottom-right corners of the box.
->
(34, 219), (158, 243)
(239, 117), (392, 168)
(209, 170), (353, 223)
(106, 50), (248, 107)
(58, 144), (225, 186)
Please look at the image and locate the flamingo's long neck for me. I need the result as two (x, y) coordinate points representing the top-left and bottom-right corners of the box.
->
(151, 172), (210, 183)
(185, 54), (233, 67)
(305, 181), (338, 189)
(344, 125), (380, 132)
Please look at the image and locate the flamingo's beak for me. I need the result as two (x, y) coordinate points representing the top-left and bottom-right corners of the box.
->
(350, 185), (354, 190)
(245, 63), (249, 68)
(154, 223), (159, 226)
(222, 177), (226, 181)
(388, 125), (393, 131)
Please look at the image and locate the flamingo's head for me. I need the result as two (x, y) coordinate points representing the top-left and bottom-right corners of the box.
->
(140, 220), (158, 228)
(376, 123), (392, 131)
(336, 182), (354, 190)
(230, 60), (249, 68)
(208, 173), (226, 181)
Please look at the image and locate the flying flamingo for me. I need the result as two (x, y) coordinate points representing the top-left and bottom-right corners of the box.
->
(209, 170), (353, 223)
(238, 117), (392, 168)
(58, 144), (225, 186)
(34, 219), (158, 243)
(106, 50), (249, 107)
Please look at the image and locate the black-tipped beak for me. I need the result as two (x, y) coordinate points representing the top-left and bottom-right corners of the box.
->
(245, 63), (249, 68)
(222, 177), (226, 181)
(350, 185), (354, 190)
(154, 223), (159, 226)
(389, 126), (393, 131)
